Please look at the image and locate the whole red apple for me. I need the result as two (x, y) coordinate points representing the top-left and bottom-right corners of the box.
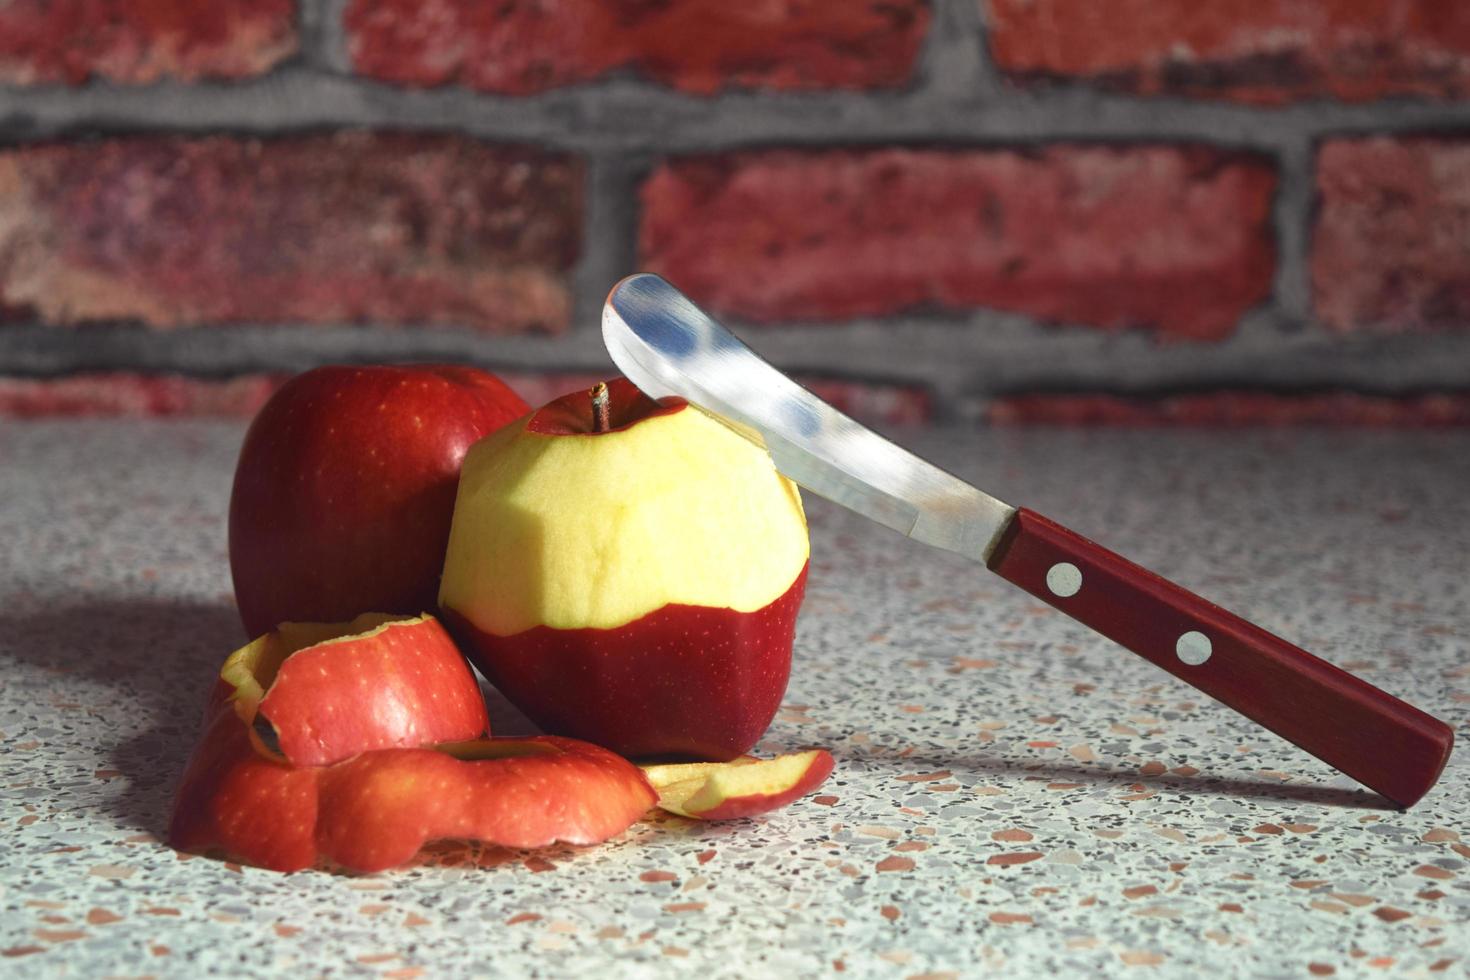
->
(439, 378), (810, 761)
(229, 365), (528, 637)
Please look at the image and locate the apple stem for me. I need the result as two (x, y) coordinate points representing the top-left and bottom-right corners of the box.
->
(591, 382), (610, 433)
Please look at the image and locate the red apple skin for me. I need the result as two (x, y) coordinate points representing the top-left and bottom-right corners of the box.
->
(314, 738), (657, 872)
(444, 563), (809, 761)
(229, 364), (528, 638)
(170, 706), (656, 873)
(258, 617), (489, 767)
(169, 707), (320, 872)
(684, 750), (835, 820)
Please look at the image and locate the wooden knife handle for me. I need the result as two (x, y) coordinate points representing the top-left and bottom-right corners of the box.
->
(986, 508), (1453, 808)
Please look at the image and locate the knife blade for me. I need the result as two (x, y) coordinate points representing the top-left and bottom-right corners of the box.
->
(603, 273), (1453, 808)
(601, 272), (1016, 562)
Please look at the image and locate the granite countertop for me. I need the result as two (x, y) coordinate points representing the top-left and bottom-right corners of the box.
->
(2, 421), (1466, 978)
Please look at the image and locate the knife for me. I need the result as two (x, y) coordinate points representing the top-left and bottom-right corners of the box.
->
(603, 272), (1454, 809)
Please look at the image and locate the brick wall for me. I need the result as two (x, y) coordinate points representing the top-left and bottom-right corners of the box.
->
(2, 0), (1469, 425)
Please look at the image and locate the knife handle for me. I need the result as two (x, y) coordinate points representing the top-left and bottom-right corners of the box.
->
(986, 508), (1453, 808)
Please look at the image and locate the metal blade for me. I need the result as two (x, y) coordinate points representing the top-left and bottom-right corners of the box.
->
(602, 274), (1017, 563)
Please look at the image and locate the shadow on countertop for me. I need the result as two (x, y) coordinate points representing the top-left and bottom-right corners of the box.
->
(856, 749), (1396, 811)
(0, 597), (246, 839)
(0, 596), (539, 844)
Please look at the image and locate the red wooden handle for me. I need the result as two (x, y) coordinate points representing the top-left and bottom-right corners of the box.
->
(987, 509), (1453, 808)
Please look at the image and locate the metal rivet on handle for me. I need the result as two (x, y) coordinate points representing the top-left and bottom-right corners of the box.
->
(1046, 562), (1082, 598)
(1176, 630), (1212, 666)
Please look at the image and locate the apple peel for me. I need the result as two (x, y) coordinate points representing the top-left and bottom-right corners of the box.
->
(221, 613), (489, 767)
(169, 707), (658, 873)
(639, 755), (758, 788)
(642, 750), (835, 820)
(315, 738), (656, 871)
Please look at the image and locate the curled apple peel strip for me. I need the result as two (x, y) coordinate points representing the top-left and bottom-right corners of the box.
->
(169, 707), (658, 873)
(171, 616), (657, 872)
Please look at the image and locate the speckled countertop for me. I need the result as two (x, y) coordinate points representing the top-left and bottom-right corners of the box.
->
(2, 421), (1467, 978)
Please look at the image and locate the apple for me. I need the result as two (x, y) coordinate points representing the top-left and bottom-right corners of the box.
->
(220, 613), (489, 766)
(641, 749), (835, 819)
(439, 377), (810, 761)
(169, 704), (656, 873)
(229, 364), (528, 637)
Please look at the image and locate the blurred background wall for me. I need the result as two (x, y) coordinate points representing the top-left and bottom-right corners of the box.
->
(1, 0), (1468, 426)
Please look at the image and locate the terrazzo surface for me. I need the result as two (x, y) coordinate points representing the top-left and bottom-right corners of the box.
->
(1, 421), (1467, 978)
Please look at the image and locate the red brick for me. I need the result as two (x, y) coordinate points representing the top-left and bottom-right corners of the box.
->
(0, 0), (297, 85)
(0, 373), (287, 418)
(1313, 137), (1470, 334)
(985, 0), (1470, 105)
(640, 147), (1276, 340)
(345, 0), (928, 95)
(1, 370), (932, 426)
(987, 392), (1470, 427)
(0, 134), (581, 333)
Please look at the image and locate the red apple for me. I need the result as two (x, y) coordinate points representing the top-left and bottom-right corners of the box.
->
(220, 613), (489, 766)
(170, 706), (656, 873)
(229, 364), (528, 637)
(439, 378), (811, 761)
(641, 750), (834, 819)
